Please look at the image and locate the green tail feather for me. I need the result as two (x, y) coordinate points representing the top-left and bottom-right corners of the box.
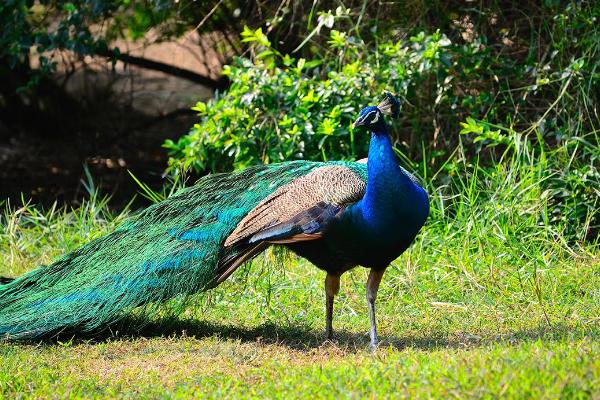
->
(0, 161), (354, 340)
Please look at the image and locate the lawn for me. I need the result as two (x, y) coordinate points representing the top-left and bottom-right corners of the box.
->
(1, 192), (598, 398)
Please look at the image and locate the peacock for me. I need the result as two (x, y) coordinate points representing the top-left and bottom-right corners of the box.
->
(0, 93), (429, 348)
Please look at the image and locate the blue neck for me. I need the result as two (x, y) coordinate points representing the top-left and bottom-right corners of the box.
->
(364, 126), (414, 197)
(357, 125), (419, 228)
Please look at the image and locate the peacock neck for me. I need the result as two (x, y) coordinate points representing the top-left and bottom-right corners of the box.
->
(358, 125), (419, 228)
(365, 127), (414, 197)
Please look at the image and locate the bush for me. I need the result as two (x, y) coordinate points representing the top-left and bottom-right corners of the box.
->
(163, 29), (463, 173)
(165, 2), (599, 241)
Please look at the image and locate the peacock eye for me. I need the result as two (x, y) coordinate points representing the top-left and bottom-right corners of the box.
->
(363, 110), (379, 124)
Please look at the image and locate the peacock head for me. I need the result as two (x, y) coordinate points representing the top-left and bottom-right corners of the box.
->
(352, 92), (400, 130)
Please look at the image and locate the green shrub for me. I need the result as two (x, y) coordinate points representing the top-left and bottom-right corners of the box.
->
(165, 2), (599, 240)
(163, 29), (461, 174)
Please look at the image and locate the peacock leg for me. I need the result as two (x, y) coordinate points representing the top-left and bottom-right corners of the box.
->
(366, 268), (386, 350)
(324, 273), (340, 340)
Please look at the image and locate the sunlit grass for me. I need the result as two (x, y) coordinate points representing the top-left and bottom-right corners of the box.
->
(0, 246), (598, 398)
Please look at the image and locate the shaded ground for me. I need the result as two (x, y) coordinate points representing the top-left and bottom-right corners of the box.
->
(0, 107), (196, 209)
(1, 40), (217, 209)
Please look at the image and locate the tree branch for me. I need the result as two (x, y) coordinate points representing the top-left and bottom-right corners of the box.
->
(97, 50), (229, 90)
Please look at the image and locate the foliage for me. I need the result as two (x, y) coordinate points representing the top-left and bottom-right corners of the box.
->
(164, 29), (458, 172)
(166, 2), (599, 167)
(0, 0), (372, 87)
(165, 1), (599, 241)
(0, 0), (157, 81)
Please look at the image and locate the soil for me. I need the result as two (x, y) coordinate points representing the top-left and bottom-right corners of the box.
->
(0, 108), (198, 210)
(1, 35), (218, 210)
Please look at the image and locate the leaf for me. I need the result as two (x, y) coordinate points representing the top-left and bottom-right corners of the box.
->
(303, 59), (322, 69)
(296, 58), (306, 74)
(191, 102), (207, 114)
(62, 3), (76, 13)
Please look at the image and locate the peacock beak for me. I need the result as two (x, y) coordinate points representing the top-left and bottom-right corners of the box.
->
(352, 119), (363, 129)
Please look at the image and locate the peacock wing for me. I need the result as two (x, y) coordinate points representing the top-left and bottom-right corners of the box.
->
(225, 165), (366, 246)
(211, 165), (366, 285)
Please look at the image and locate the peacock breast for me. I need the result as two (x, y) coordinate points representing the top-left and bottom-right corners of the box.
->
(327, 182), (428, 268)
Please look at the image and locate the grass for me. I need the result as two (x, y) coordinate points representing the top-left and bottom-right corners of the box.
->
(0, 248), (598, 398)
(0, 141), (599, 398)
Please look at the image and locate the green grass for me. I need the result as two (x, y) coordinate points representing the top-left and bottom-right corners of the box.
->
(0, 247), (598, 398)
(1, 143), (599, 398)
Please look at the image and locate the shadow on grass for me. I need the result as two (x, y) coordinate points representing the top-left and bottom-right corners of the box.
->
(45, 316), (597, 352)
